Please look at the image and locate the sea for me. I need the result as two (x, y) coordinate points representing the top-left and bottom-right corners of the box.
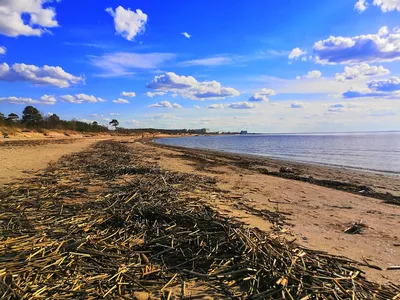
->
(156, 131), (400, 175)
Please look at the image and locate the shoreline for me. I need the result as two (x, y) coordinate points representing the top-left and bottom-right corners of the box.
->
(155, 138), (400, 176)
(151, 139), (400, 203)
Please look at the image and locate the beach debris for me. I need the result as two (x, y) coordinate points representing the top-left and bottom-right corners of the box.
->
(344, 221), (367, 234)
(156, 143), (400, 205)
(387, 266), (400, 270)
(0, 140), (399, 299)
(279, 166), (296, 174)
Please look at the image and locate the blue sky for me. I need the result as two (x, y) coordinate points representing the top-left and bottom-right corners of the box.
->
(0, 0), (400, 132)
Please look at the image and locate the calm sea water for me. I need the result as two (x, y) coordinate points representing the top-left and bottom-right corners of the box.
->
(157, 132), (400, 175)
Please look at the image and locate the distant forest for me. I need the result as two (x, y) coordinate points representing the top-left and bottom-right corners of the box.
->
(1, 105), (214, 136)
(1, 105), (110, 133)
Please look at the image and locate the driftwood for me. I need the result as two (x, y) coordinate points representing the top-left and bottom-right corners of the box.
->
(1, 140), (399, 299)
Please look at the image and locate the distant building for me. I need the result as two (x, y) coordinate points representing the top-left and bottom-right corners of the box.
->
(240, 130), (248, 135)
(193, 128), (209, 134)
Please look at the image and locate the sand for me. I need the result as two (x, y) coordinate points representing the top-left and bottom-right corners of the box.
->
(0, 137), (109, 184)
(1, 136), (399, 283)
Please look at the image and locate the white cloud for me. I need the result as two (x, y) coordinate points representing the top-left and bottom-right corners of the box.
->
(61, 94), (106, 104)
(149, 100), (182, 108)
(305, 70), (322, 78)
(335, 63), (390, 81)
(91, 52), (175, 77)
(327, 103), (359, 113)
(368, 76), (400, 91)
(91, 113), (98, 117)
(110, 112), (120, 116)
(207, 104), (225, 109)
(0, 0), (59, 37)
(125, 119), (140, 124)
(113, 98), (130, 104)
(249, 94), (269, 102)
(121, 91), (136, 97)
(355, 0), (368, 12)
(0, 63), (84, 88)
(290, 102), (305, 108)
(194, 105), (201, 110)
(288, 47), (307, 60)
(0, 46), (6, 55)
(147, 72), (240, 100)
(253, 74), (368, 95)
(341, 77), (400, 98)
(313, 26), (400, 64)
(0, 95), (56, 105)
(153, 114), (177, 119)
(180, 56), (232, 66)
(105, 6), (147, 41)
(181, 32), (191, 38)
(229, 102), (257, 109)
(373, 0), (400, 12)
(146, 91), (166, 98)
(248, 88), (276, 102)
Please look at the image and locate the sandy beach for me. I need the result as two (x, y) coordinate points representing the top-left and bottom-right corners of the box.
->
(1, 136), (399, 297)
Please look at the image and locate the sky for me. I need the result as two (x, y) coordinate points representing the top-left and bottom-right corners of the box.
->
(0, 0), (400, 133)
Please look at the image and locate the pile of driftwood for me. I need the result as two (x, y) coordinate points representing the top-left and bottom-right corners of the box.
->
(1, 141), (399, 299)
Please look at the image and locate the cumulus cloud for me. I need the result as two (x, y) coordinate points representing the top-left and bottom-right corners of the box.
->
(149, 100), (182, 108)
(360, 0), (400, 12)
(109, 112), (120, 116)
(91, 52), (175, 77)
(290, 102), (305, 108)
(342, 88), (383, 98)
(305, 70), (322, 78)
(146, 91), (166, 98)
(0, 95), (56, 105)
(0, 63), (84, 88)
(207, 104), (225, 109)
(147, 72), (240, 100)
(374, 0), (400, 12)
(355, 0), (368, 12)
(288, 47), (307, 60)
(229, 102), (257, 109)
(121, 91), (136, 97)
(194, 105), (201, 110)
(105, 6), (147, 41)
(248, 88), (276, 102)
(335, 63), (390, 81)
(0, 46), (6, 55)
(181, 32), (191, 38)
(341, 77), (400, 98)
(113, 98), (129, 104)
(0, 0), (59, 37)
(61, 94), (106, 104)
(313, 26), (400, 64)
(368, 76), (400, 91)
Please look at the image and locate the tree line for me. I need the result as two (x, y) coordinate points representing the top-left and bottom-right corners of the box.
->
(1, 106), (111, 133)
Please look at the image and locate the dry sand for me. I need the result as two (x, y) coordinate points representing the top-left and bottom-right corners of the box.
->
(0, 137), (108, 184)
(1, 136), (399, 284)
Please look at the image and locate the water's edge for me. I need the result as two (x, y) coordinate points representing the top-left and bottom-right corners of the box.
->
(155, 136), (400, 176)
